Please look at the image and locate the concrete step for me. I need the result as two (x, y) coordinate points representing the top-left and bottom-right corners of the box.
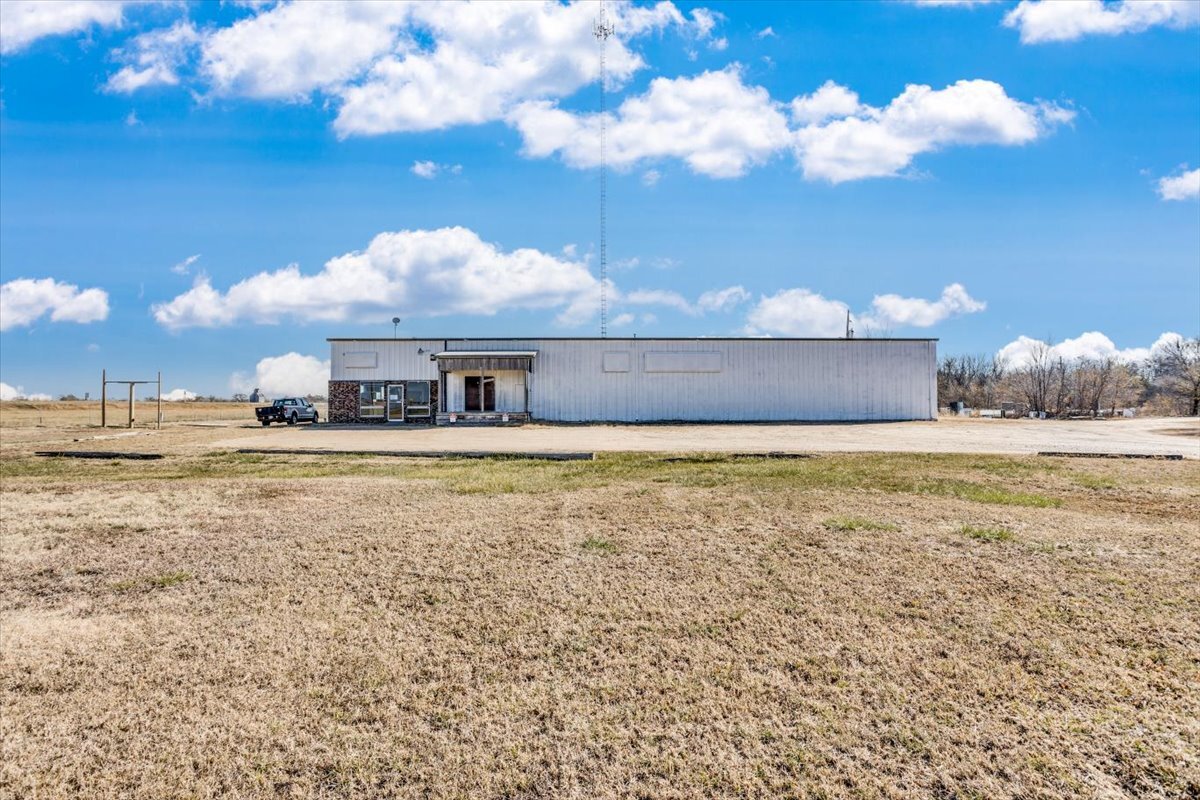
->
(435, 412), (530, 426)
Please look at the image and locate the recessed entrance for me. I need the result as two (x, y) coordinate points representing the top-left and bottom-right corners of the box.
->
(386, 384), (405, 421)
(464, 376), (495, 412)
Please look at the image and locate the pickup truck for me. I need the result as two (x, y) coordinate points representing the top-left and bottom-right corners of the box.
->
(255, 398), (319, 426)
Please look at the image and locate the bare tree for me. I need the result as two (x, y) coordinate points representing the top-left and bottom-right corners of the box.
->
(1072, 357), (1118, 416)
(937, 354), (1007, 408)
(1152, 336), (1200, 416)
(1102, 362), (1144, 415)
(1013, 341), (1066, 415)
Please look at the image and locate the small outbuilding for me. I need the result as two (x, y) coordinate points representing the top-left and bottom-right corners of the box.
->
(326, 337), (937, 424)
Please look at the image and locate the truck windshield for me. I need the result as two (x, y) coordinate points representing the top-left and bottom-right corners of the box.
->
(272, 400), (286, 407)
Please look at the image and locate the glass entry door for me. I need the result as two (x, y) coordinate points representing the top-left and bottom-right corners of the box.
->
(386, 384), (405, 421)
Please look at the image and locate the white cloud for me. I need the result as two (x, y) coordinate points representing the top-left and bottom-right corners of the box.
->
(200, 1), (412, 101)
(624, 288), (698, 315)
(745, 289), (849, 338)
(230, 352), (330, 398)
(696, 285), (751, 313)
(326, 1), (702, 136)
(790, 80), (864, 125)
(756, 26), (776, 38)
(512, 70), (1067, 182)
(411, 160), (439, 179)
(509, 67), (793, 178)
(552, 279), (611, 327)
(998, 331), (1184, 368)
(865, 283), (985, 328)
(745, 283), (984, 337)
(0, 278), (110, 331)
(909, 0), (1000, 7)
(619, 284), (749, 317)
(1004, 0), (1200, 44)
(0, 382), (53, 401)
(0, 0), (131, 55)
(1158, 167), (1200, 201)
(610, 312), (636, 327)
(159, 388), (197, 402)
(793, 79), (1073, 183)
(410, 160), (462, 179)
(171, 254), (201, 275)
(689, 8), (721, 38)
(641, 169), (661, 187)
(709, 36), (728, 51)
(11, 2), (1070, 186)
(125, 111), (141, 126)
(106, 20), (199, 93)
(152, 226), (598, 330)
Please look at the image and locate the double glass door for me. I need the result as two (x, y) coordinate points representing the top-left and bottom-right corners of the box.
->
(386, 384), (405, 421)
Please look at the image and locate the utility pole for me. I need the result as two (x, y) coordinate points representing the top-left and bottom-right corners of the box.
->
(846, 310), (854, 339)
(594, 1), (613, 338)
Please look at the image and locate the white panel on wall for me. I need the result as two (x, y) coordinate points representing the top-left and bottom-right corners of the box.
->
(644, 351), (722, 373)
(602, 352), (631, 372)
(341, 351), (378, 368)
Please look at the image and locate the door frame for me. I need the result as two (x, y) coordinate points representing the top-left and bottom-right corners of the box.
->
(463, 375), (496, 412)
(386, 383), (405, 422)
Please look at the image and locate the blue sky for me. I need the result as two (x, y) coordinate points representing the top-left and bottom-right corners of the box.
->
(1, 0), (1197, 399)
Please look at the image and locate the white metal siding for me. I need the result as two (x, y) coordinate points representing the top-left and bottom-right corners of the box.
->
(331, 340), (442, 381)
(330, 338), (936, 422)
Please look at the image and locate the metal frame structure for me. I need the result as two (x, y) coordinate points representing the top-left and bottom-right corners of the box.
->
(594, 2), (614, 338)
(100, 369), (161, 429)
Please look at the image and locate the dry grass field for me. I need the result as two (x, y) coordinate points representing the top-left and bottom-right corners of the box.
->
(1, 421), (1198, 798)
(0, 401), (265, 429)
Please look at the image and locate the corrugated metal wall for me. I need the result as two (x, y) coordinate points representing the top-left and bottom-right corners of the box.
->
(330, 338), (937, 421)
(331, 341), (444, 382)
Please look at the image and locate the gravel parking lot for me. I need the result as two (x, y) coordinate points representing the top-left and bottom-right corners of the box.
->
(216, 416), (1199, 458)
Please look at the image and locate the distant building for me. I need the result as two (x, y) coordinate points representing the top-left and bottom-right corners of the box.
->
(326, 337), (937, 425)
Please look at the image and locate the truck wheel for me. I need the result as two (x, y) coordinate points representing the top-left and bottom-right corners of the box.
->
(287, 414), (296, 425)
(261, 421), (270, 427)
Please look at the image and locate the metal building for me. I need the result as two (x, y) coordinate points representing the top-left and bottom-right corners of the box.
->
(327, 337), (937, 424)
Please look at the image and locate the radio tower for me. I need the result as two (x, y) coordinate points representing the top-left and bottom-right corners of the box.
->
(593, 1), (613, 338)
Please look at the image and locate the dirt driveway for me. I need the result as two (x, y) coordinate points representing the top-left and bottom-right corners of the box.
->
(215, 416), (1199, 458)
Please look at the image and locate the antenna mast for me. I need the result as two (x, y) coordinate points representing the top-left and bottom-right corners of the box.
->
(594, 1), (613, 338)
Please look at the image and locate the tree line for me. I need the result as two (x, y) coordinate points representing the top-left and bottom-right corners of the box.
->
(938, 336), (1200, 417)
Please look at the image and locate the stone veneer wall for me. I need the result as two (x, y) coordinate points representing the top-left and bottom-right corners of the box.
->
(326, 379), (439, 424)
(328, 381), (359, 423)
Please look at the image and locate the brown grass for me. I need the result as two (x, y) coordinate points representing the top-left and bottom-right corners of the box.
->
(0, 400), (291, 429)
(1, 430), (1198, 798)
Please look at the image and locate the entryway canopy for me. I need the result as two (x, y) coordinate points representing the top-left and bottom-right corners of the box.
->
(432, 351), (537, 372)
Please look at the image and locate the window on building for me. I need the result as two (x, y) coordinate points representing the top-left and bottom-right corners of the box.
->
(405, 381), (431, 417)
(359, 382), (385, 419)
